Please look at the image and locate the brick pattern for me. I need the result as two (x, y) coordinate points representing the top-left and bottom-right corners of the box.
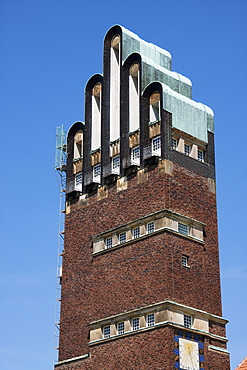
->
(58, 162), (225, 364)
(57, 26), (229, 369)
(55, 327), (230, 370)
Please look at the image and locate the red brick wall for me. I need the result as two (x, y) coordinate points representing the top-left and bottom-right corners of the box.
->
(56, 327), (230, 370)
(58, 162), (226, 366)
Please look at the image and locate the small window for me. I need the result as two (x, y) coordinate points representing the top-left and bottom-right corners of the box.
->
(152, 136), (161, 156)
(146, 313), (155, 327)
(105, 237), (113, 249)
(75, 172), (82, 187)
(132, 317), (140, 331)
(178, 223), (189, 236)
(147, 222), (155, 234)
(172, 138), (177, 150)
(184, 315), (192, 328)
(182, 255), (189, 267)
(119, 232), (127, 244)
(93, 164), (101, 183)
(132, 227), (140, 239)
(184, 144), (191, 156)
(198, 149), (204, 162)
(112, 155), (120, 173)
(117, 321), (125, 335)
(131, 146), (140, 165)
(103, 325), (110, 339)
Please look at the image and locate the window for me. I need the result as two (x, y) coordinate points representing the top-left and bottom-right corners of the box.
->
(105, 237), (113, 249)
(132, 227), (140, 239)
(198, 149), (204, 162)
(182, 255), (189, 267)
(178, 222), (189, 236)
(132, 317), (140, 331)
(117, 321), (125, 335)
(131, 146), (140, 165)
(119, 232), (126, 244)
(152, 136), (161, 156)
(172, 138), (177, 150)
(93, 164), (101, 183)
(147, 221), (154, 234)
(184, 315), (192, 328)
(112, 155), (120, 174)
(103, 325), (110, 339)
(75, 172), (82, 188)
(184, 143), (191, 156)
(146, 313), (155, 327)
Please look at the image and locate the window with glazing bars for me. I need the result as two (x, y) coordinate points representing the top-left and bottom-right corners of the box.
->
(132, 317), (140, 331)
(117, 321), (125, 335)
(178, 223), (188, 236)
(146, 313), (155, 327)
(119, 232), (126, 244)
(112, 155), (120, 171)
(147, 221), (155, 234)
(184, 315), (192, 328)
(103, 325), (110, 338)
(172, 138), (177, 150)
(182, 255), (189, 267)
(75, 172), (82, 186)
(184, 144), (191, 156)
(105, 237), (113, 249)
(152, 136), (161, 153)
(93, 164), (101, 182)
(198, 149), (204, 162)
(131, 146), (140, 163)
(132, 227), (140, 239)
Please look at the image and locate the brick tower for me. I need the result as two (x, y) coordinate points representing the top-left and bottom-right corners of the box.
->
(55, 25), (230, 369)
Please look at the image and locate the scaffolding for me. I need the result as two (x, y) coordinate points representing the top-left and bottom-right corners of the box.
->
(54, 125), (67, 364)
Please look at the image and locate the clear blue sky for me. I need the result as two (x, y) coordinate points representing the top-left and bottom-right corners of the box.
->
(0, 1), (246, 369)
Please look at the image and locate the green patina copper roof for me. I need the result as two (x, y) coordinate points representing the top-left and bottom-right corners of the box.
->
(118, 25), (192, 99)
(120, 26), (172, 70)
(110, 25), (214, 141)
(161, 83), (214, 141)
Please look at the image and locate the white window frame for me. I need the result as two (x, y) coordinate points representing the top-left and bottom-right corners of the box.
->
(178, 222), (189, 236)
(103, 325), (111, 339)
(184, 143), (191, 156)
(146, 221), (155, 234)
(131, 146), (140, 166)
(182, 255), (189, 267)
(112, 155), (120, 174)
(93, 164), (101, 183)
(184, 314), (192, 328)
(105, 237), (113, 249)
(198, 149), (204, 162)
(75, 172), (82, 191)
(172, 138), (178, 150)
(132, 317), (140, 331)
(119, 232), (126, 244)
(146, 313), (155, 327)
(117, 321), (125, 335)
(132, 227), (140, 239)
(152, 136), (161, 157)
